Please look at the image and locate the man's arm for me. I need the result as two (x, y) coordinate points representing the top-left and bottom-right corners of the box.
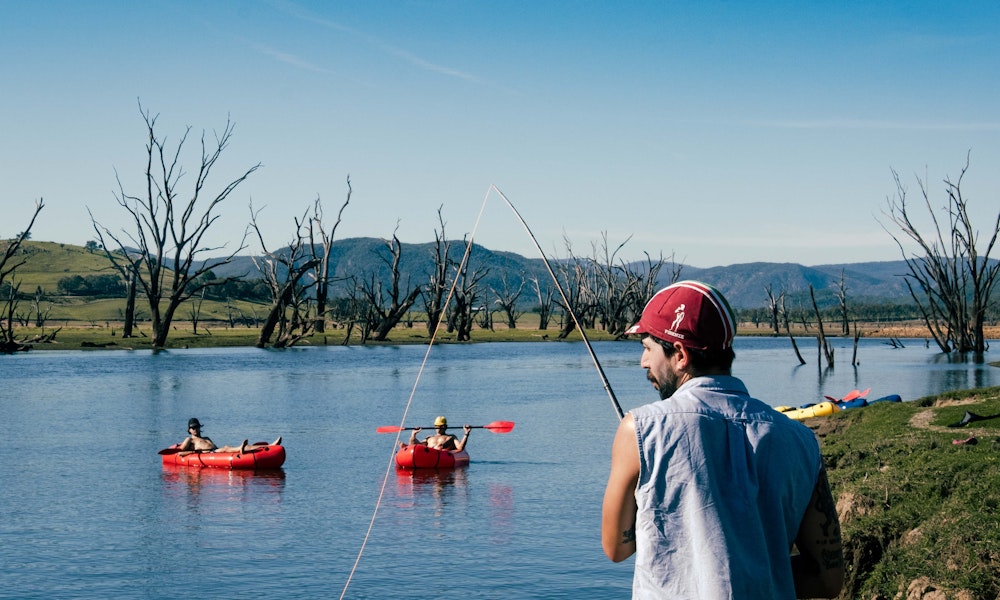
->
(407, 428), (422, 446)
(791, 465), (844, 598)
(454, 426), (471, 452)
(602, 413), (640, 562)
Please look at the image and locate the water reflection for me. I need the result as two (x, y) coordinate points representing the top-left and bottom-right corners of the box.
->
(394, 468), (468, 500)
(920, 352), (997, 396)
(488, 483), (515, 545)
(161, 465), (286, 505)
(930, 352), (989, 365)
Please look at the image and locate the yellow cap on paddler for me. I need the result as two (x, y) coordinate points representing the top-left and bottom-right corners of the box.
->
(434, 416), (448, 427)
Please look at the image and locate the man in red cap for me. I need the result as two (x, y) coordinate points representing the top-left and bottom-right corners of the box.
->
(602, 281), (843, 598)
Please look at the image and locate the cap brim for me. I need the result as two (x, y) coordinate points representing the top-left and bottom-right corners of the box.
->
(625, 323), (644, 335)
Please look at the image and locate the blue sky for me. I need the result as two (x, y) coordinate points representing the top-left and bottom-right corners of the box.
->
(2, 1), (999, 268)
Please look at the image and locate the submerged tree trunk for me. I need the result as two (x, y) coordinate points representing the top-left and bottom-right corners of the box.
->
(780, 294), (806, 365)
(810, 285), (834, 368)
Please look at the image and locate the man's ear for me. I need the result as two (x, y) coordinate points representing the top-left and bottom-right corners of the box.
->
(672, 342), (691, 370)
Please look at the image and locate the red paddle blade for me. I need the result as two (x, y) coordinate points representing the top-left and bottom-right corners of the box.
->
(858, 387), (871, 398)
(840, 389), (862, 402)
(483, 421), (515, 433)
(376, 425), (405, 434)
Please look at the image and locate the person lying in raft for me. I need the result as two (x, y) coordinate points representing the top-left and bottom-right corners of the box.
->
(404, 416), (471, 452)
(178, 418), (281, 455)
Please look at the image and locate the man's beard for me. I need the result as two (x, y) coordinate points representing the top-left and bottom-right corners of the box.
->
(649, 370), (678, 400)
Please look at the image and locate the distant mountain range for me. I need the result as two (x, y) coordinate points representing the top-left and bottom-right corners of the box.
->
(208, 237), (918, 309)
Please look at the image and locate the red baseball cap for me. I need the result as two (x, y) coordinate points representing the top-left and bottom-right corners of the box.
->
(625, 280), (736, 350)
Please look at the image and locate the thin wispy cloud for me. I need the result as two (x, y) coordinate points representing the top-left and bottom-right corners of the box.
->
(382, 47), (484, 84)
(256, 44), (335, 74)
(266, 0), (501, 89)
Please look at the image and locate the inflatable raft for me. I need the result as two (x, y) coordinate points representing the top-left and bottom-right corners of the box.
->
(395, 444), (469, 469)
(837, 397), (868, 410)
(869, 394), (902, 404)
(778, 401), (841, 421)
(160, 443), (286, 470)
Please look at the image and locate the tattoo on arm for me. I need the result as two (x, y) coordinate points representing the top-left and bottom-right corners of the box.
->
(621, 525), (635, 545)
(813, 467), (844, 569)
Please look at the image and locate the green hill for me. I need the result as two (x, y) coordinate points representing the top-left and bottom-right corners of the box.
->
(3, 241), (268, 326)
(2, 239), (941, 315)
(5, 241), (118, 292)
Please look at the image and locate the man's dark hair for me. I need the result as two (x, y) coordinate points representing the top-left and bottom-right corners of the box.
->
(650, 335), (735, 374)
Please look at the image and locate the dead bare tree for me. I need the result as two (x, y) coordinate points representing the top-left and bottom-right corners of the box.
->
(250, 206), (321, 348)
(568, 233), (677, 340)
(475, 289), (494, 331)
(882, 155), (1000, 355)
(446, 242), (489, 342)
(780, 292), (806, 365)
(591, 234), (640, 337)
(120, 257), (139, 337)
(1, 199), (44, 353)
(87, 241), (142, 338)
(360, 228), (422, 341)
(530, 277), (554, 330)
(551, 237), (592, 339)
(764, 284), (782, 335)
(835, 269), (850, 335)
(492, 272), (525, 329)
(809, 285), (835, 368)
(188, 289), (205, 335)
(553, 258), (584, 339)
(89, 104), (259, 350)
(31, 286), (52, 328)
(308, 176), (352, 334)
(851, 322), (861, 366)
(422, 206), (452, 333)
(330, 275), (371, 344)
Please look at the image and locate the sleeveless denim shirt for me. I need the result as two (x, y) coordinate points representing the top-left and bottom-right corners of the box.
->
(629, 376), (821, 599)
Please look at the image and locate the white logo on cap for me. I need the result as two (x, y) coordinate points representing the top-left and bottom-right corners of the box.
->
(670, 304), (686, 331)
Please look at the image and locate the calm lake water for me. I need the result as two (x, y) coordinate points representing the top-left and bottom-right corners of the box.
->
(1, 337), (997, 599)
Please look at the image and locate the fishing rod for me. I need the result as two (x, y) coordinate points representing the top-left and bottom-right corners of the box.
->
(491, 185), (625, 420)
(340, 185), (625, 599)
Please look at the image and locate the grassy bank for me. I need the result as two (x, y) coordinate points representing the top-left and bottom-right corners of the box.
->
(811, 389), (999, 599)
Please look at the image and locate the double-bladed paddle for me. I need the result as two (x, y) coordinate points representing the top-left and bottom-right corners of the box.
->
(376, 420), (515, 434)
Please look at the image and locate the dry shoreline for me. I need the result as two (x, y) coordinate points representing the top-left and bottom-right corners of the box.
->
(9, 320), (1000, 353)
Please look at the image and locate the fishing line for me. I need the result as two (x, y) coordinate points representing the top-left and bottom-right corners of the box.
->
(339, 188), (491, 599)
(341, 185), (623, 596)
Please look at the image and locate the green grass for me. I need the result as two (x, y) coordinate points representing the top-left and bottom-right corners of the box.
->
(814, 389), (1000, 599)
(3, 241), (114, 291)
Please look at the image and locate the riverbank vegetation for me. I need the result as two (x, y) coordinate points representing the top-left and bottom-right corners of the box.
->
(811, 387), (1000, 599)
